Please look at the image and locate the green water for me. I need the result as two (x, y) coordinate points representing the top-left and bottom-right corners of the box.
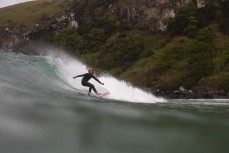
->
(0, 51), (229, 153)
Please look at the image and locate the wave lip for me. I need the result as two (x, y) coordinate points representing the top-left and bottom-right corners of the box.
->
(0, 51), (165, 103)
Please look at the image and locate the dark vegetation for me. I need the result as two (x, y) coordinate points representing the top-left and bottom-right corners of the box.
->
(46, 0), (229, 96)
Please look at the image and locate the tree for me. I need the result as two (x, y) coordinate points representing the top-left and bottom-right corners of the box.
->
(219, 0), (229, 35)
(79, 28), (106, 53)
(167, 3), (198, 37)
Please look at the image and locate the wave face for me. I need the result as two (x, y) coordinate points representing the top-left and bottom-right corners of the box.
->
(47, 52), (165, 103)
(0, 51), (164, 104)
(1, 51), (229, 153)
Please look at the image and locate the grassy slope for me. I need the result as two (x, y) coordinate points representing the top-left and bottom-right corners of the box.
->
(0, 0), (72, 27)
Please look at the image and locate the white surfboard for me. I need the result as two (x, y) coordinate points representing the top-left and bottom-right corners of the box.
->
(81, 86), (110, 97)
(95, 92), (110, 97)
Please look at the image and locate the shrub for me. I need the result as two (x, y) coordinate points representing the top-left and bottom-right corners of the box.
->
(78, 28), (106, 53)
(198, 73), (229, 92)
(98, 32), (143, 72)
(184, 39), (215, 88)
(167, 3), (198, 37)
(97, 16), (121, 34)
(54, 27), (80, 54)
(218, 0), (229, 35)
(40, 12), (50, 21)
(197, 3), (217, 27)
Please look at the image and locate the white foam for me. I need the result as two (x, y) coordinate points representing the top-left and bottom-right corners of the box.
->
(46, 52), (165, 103)
(98, 76), (165, 103)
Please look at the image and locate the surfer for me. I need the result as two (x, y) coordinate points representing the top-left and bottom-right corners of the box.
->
(73, 68), (104, 96)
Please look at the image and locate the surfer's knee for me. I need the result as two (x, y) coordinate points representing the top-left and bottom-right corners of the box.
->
(91, 84), (95, 88)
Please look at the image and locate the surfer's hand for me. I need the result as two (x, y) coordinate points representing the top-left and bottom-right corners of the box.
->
(73, 76), (76, 79)
(101, 83), (104, 85)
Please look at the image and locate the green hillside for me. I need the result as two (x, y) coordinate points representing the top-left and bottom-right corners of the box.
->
(0, 0), (72, 27)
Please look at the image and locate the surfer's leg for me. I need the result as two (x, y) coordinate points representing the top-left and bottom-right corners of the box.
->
(89, 84), (101, 95)
(89, 87), (92, 94)
(88, 82), (97, 93)
(82, 82), (97, 95)
(88, 84), (101, 95)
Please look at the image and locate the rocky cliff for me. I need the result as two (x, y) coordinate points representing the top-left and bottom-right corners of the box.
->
(0, 0), (209, 52)
(0, 0), (213, 52)
(73, 0), (207, 33)
(0, 0), (77, 53)
(0, 13), (77, 53)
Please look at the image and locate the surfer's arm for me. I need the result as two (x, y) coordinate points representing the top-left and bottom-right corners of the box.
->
(93, 76), (104, 85)
(73, 74), (85, 79)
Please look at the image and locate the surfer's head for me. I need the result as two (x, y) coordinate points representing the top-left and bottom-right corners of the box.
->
(88, 68), (95, 74)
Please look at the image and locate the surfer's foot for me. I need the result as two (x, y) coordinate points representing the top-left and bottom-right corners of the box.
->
(96, 92), (101, 96)
(88, 93), (90, 96)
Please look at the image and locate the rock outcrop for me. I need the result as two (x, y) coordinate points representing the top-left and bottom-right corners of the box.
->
(73, 0), (207, 33)
(0, 13), (78, 53)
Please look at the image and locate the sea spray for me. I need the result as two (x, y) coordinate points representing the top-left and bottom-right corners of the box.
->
(46, 51), (165, 103)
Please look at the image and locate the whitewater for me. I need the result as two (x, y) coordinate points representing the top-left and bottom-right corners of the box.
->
(46, 52), (165, 103)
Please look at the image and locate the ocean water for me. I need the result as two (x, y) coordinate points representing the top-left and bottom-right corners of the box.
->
(0, 51), (229, 153)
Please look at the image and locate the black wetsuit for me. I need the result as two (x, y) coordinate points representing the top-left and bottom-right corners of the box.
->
(76, 73), (102, 94)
